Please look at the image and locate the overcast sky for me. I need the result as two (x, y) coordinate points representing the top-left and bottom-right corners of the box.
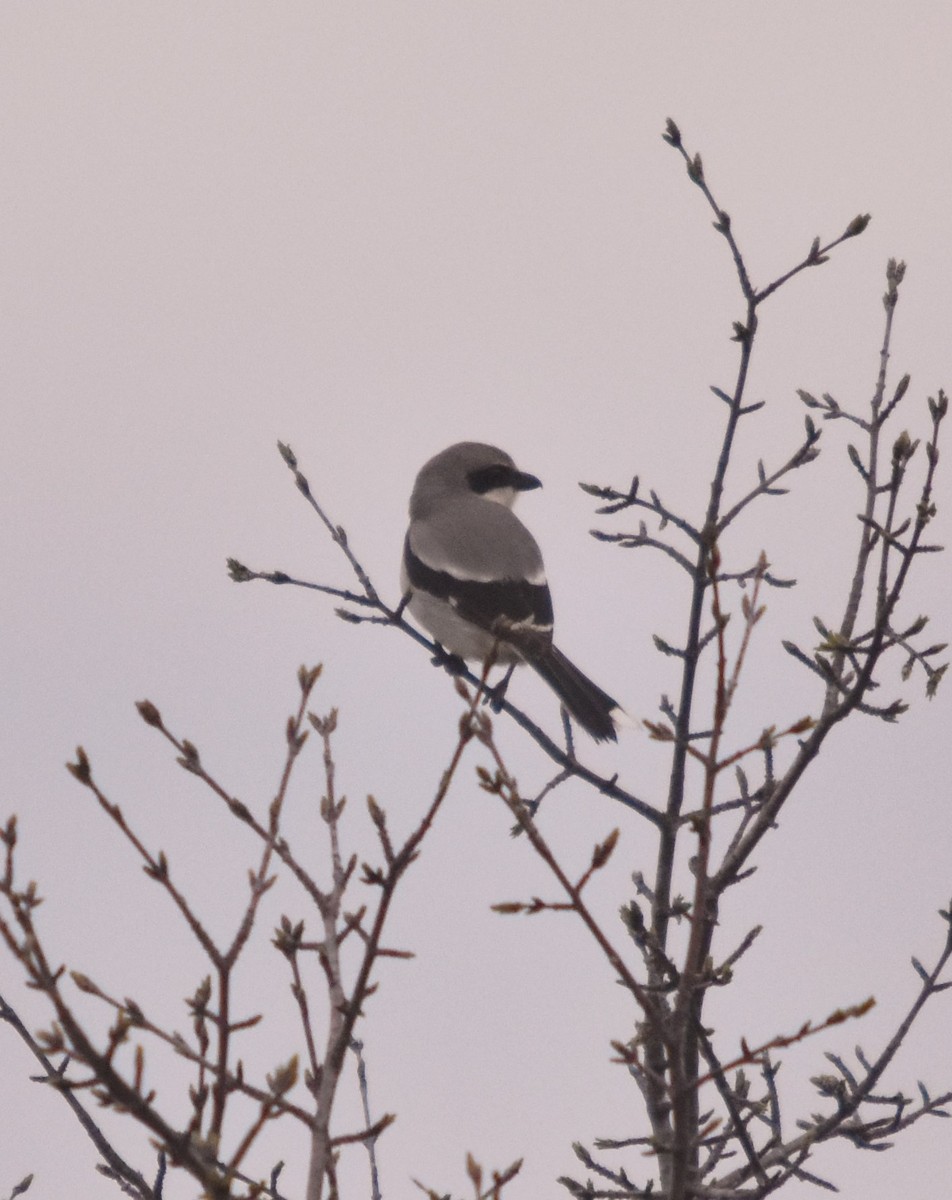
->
(2, 5), (950, 1198)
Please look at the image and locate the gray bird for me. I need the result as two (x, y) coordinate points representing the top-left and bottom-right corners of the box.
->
(401, 441), (626, 742)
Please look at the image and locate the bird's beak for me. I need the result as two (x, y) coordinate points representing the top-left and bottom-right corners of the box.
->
(513, 470), (542, 492)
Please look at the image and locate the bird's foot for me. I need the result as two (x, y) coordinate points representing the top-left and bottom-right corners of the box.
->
(431, 643), (467, 676)
(484, 664), (516, 712)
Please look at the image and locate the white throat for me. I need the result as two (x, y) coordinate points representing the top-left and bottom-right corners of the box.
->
(482, 485), (517, 508)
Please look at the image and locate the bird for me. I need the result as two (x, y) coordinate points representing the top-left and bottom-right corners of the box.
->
(400, 441), (626, 742)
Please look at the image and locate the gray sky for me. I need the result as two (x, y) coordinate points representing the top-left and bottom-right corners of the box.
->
(2, 4), (950, 1197)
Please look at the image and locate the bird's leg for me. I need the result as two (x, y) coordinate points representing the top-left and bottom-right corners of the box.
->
(485, 663), (516, 712)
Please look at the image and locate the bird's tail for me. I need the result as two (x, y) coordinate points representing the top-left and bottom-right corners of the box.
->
(528, 644), (626, 743)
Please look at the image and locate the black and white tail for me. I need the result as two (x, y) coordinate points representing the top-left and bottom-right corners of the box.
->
(529, 645), (626, 743)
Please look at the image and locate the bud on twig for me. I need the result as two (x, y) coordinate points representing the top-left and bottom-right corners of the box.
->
(843, 213), (871, 239)
(591, 829), (620, 872)
(892, 430), (917, 465)
(226, 558), (254, 582)
(884, 257), (906, 309)
(135, 700), (162, 728)
(177, 741), (202, 775)
(66, 747), (91, 785)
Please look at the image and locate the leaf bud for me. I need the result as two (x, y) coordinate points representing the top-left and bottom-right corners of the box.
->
(136, 700), (162, 727)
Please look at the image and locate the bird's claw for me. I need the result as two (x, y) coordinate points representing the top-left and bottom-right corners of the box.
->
(431, 644), (467, 676)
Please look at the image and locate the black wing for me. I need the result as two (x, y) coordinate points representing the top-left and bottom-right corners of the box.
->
(404, 533), (554, 636)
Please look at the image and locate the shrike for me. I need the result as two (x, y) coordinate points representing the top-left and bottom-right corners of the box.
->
(401, 441), (626, 742)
